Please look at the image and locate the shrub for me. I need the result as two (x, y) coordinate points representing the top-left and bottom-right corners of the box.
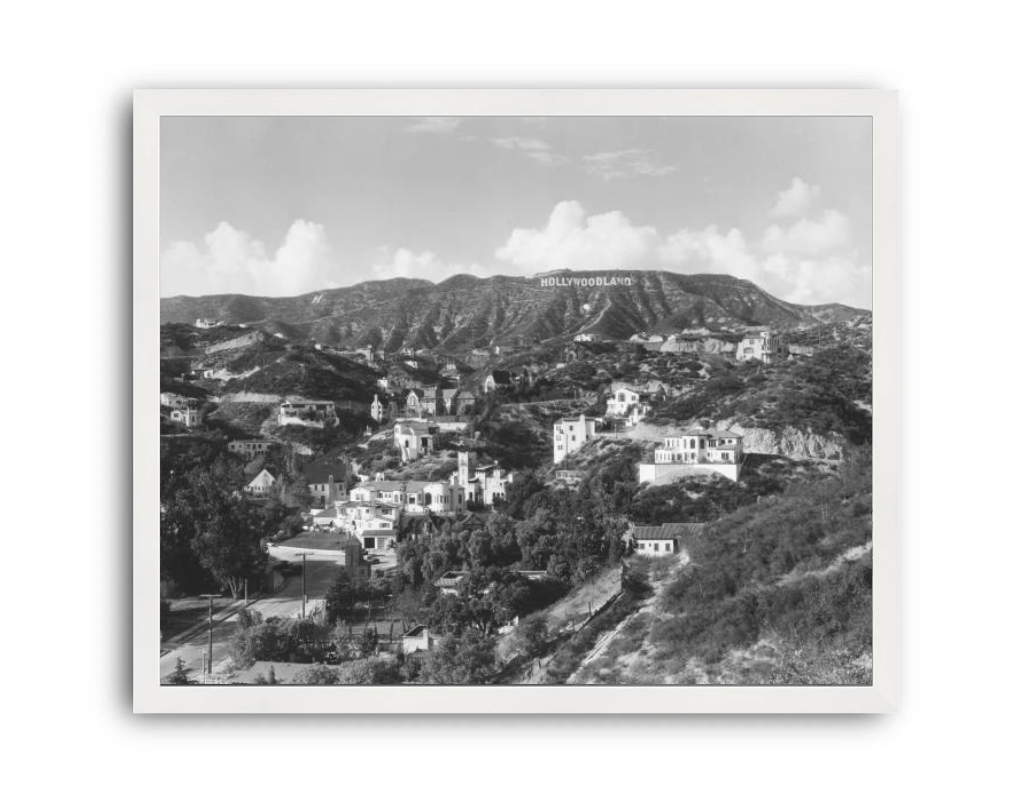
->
(290, 665), (340, 685)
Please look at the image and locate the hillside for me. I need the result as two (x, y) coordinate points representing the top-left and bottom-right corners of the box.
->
(160, 270), (867, 353)
(651, 343), (872, 446)
(566, 451), (873, 685)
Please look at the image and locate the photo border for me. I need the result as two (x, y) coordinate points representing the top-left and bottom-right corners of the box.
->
(134, 88), (899, 713)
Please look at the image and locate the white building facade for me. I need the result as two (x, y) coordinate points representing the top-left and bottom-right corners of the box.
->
(736, 330), (784, 363)
(277, 399), (339, 428)
(553, 414), (602, 464)
(638, 428), (744, 483)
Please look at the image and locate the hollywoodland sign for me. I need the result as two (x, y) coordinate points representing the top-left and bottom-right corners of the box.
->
(539, 274), (636, 288)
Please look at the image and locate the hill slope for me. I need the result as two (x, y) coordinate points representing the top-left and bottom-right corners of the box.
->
(161, 271), (867, 352)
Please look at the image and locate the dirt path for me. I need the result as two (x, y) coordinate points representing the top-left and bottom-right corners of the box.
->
(567, 553), (688, 684)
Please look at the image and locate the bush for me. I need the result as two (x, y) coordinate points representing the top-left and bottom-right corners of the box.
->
(338, 657), (402, 684)
(289, 665), (340, 685)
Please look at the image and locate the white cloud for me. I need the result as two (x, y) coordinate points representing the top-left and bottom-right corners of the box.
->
(489, 136), (567, 166)
(583, 148), (677, 180)
(761, 209), (852, 256)
(770, 177), (821, 218)
(370, 247), (489, 284)
(406, 117), (462, 135)
(758, 253), (871, 308)
(493, 201), (870, 307)
(495, 200), (659, 272)
(659, 226), (763, 283)
(161, 220), (334, 297)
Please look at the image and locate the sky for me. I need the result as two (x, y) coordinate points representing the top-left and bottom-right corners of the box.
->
(160, 115), (872, 308)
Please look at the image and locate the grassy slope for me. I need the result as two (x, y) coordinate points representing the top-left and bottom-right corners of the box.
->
(563, 453), (872, 685)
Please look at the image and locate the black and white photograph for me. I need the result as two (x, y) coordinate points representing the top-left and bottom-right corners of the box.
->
(153, 105), (883, 693)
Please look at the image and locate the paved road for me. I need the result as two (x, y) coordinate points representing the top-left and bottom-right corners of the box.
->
(158, 548), (342, 683)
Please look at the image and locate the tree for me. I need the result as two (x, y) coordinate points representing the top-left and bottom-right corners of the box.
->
(166, 657), (191, 685)
(517, 614), (551, 659)
(190, 485), (267, 599)
(421, 631), (498, 684)
(324, 569), (357, 624)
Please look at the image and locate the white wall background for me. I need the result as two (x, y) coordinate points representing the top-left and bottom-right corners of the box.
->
(3, 1), (1025, 803)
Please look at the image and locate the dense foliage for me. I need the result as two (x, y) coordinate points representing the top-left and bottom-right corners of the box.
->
(649, 450), (872, 674)
(654, 345), (872, 444)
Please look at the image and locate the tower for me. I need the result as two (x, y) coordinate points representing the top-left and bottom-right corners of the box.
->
(457, 450), (476, 488)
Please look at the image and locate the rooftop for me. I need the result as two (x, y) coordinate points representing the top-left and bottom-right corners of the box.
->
(633, 523), (705, 542)
(354, 480), (433, 493)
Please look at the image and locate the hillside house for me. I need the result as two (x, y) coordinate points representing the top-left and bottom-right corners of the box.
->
(349, 478), (466, 518)
(304, 461), (350, 507)
(170, 402), (203, 428)
(638, 428), (744, 483)
(405, 389), (425, 418)
(574, 332), (601, 343)
(457, 450), (514, 506)
(433, 570), (468, 596)
(736, 329), (784, 363)
(277, 399), (339, 428)
(402, 625), (437, 655)
(227, 439), (273, 460)
(393, 419), (439, 463)
(378, 369), (410, 394)
(626, 523), (702, 556)
(605, 385), (651, 419)
(159, 392), (190, 408)
(245, 469), (277, 497)
(195, 318), (224, 329)
(331, 498), (404, 548)
(482, 370), (513, 394)
(311, 507), (341, 529)
(553, 413), (603, 464)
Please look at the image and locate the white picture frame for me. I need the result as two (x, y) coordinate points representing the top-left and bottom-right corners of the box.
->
(134, 88), (899, 713)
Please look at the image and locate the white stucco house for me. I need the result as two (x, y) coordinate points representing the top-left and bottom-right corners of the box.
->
(277, 399), (339, 428)
(393, 419), (438, 463)
(553, 413), (602, 464)
(638, 428), (744, 483)
(736, 329), (784, 363)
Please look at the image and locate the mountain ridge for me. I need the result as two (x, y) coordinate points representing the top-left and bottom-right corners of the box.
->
(160, 270), (868, 352)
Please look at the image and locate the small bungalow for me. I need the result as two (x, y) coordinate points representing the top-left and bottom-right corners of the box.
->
(245, 469), (277, 497)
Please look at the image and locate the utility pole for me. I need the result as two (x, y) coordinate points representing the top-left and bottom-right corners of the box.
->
(244, 578), (249, 607)
(207, 594), (214, 675)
